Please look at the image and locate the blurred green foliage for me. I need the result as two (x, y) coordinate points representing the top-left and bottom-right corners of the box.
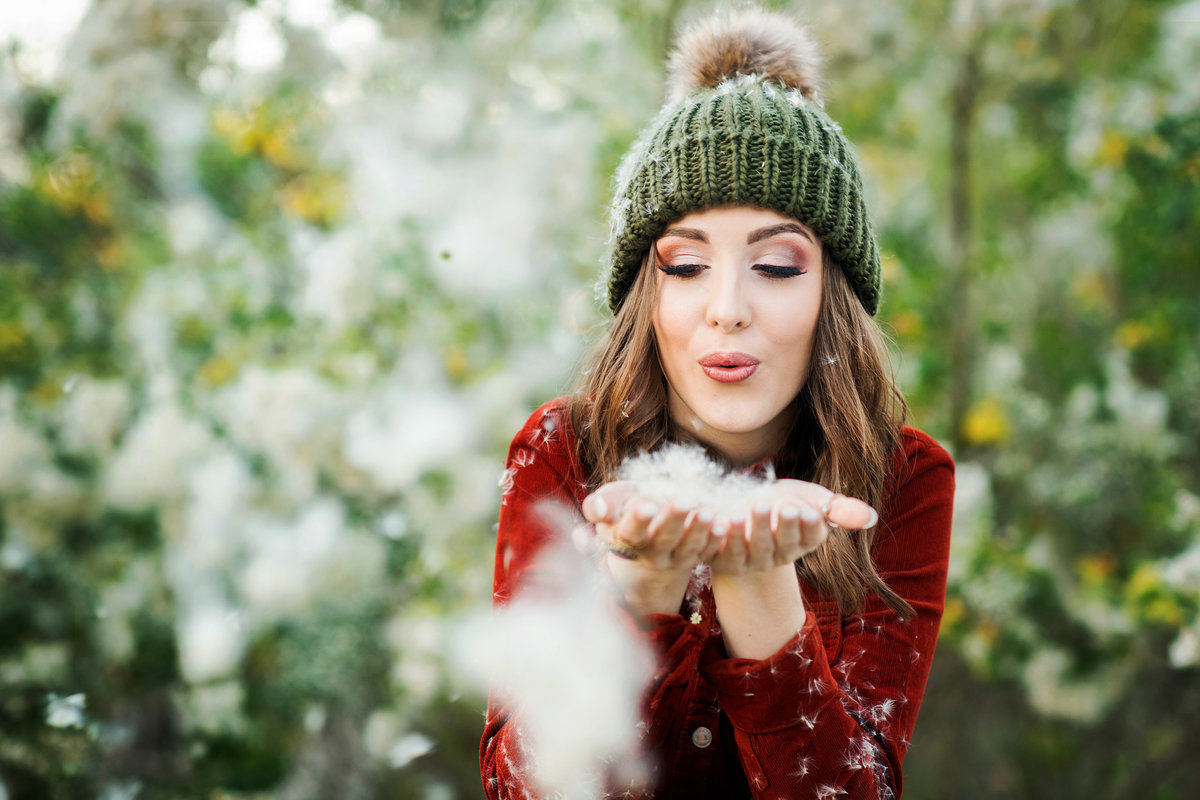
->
(0, 0), (1197, 798)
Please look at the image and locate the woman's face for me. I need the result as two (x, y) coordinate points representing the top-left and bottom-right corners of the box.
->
(652, 205), (824, 466)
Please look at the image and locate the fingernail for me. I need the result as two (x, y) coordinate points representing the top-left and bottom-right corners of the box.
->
(754, 502), (772, 516)
(800, 506), (821, 524)
(712, 521), (729, 536)
(864, 507), (879, 529)
(731, 514), (746, 528)
(780, 504), (800, 521)
(590, 496), (609, 519)
(638, 502), (659, 520)
(697, 510), (715, 525)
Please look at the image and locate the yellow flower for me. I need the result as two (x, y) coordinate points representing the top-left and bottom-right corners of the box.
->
(0, 321), (27, 357)
(941, 596), (966, 629)
(1097, 130), (1128, 167)
(1126, 563), (1160, 599)
(1077, 554), (1114, 587)
(962, 397), (1011, 446)
(444, 348), (470, 381)
(37, 152), (111, 224)
(280, 172), (345, 226)
(198, 357), (237, 387)
(1070, 271), (1110, 314)
(1114, 320), (1157, 350)
(888, 311), (923, 340)
(880, 252), (902, 285)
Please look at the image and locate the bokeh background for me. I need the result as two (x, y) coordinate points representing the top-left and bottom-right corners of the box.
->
(1, 0), (1198, 798)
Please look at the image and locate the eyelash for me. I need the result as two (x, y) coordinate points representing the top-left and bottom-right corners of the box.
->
(656, 264), (806, 280)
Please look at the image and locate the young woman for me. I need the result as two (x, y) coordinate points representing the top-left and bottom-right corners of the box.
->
(482, 8), (954, 799)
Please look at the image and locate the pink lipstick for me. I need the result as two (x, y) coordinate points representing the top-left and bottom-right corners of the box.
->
(698, 352), (760, 383)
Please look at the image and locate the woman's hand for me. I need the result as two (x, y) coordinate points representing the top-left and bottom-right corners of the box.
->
(582, 481), (719, 617)
(705, 479), (878, 576)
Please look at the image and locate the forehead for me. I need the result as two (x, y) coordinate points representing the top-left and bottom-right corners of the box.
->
(660, 205), (817, 240)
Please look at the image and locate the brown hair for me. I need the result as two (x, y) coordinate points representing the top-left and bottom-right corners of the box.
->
(569, 244), (913, 619)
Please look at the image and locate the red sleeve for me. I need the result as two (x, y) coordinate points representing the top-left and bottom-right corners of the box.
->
(479, 399), (706, 799)
(691, 428), (955, 799)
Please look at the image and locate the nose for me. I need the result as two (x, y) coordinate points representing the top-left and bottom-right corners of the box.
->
(704, 267), (750, 331)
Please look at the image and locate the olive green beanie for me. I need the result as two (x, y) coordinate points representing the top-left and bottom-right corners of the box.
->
(604, 9), (881, 315)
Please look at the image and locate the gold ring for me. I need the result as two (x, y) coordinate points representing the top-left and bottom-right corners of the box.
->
(821, 493), (846, 530)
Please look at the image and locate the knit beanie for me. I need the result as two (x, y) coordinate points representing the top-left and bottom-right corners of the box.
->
(604, 8), (882, 315)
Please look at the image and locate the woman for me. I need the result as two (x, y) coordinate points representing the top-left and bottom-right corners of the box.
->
(482, 8), (954, 799)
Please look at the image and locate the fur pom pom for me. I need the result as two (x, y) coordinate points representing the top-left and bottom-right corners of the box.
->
(666, 7), (823, 103)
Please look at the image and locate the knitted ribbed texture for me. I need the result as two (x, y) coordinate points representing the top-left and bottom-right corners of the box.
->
(605, 80), (881, 315)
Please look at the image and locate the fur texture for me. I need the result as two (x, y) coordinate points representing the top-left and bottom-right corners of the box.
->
(666, 7), (824, 103)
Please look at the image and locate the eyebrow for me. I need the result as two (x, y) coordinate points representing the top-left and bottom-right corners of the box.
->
(659, 226), (707, 242)
(747, 222), (814, 245)
(658, 222), (815, 245)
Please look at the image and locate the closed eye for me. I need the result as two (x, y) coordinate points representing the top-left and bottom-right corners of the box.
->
(754, 264), (805, 279)
(657, 263), (705, 278)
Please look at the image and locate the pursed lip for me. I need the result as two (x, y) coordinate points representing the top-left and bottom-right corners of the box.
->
(698, 351), (760, 383)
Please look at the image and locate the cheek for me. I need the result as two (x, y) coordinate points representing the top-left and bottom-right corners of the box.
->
(652, 285), (690, 353)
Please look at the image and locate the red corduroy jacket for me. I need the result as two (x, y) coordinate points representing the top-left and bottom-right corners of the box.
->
(481, 397), (955, 799)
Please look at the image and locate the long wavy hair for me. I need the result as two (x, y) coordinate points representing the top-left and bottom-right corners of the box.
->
(568, 241), (913, 619)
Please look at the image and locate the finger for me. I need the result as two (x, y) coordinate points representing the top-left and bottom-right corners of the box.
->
(696, 512), (724, 562)
(672, 507), (713, 562)
(745, 501), (774, 571)
(643, 501), (692, 566)
(823, 494), (879, 530)
(710, 516), (748, 574)
(771, 480), (879, 531)
(772, 502), (803, 563)
(798, 502), (829, 553)
(582, 480), (639, 524)
(613, 497), (660, 548)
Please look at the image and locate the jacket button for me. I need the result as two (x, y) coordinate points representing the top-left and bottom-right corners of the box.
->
(691, 726), (713, 748)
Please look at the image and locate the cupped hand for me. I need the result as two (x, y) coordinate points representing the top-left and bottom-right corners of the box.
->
(582, 481), (719, 572)
(706, 479), (879, 576)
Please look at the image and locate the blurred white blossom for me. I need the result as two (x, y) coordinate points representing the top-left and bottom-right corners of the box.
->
(178, 606), (245, 684)
(103, 402), (214, 511)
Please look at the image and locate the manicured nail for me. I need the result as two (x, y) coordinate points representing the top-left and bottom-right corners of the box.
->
(712, 521), (729, 536)
(754, 502), (772, 516)
(863, 507), (879, 529)
(780, 504), (800, 521)
(697, 510), (715, 525)
(800, 506), (821, 525)
(637, 502), (659, 520)
(590, 496), (609, 519)
(731, 514), (746, 528)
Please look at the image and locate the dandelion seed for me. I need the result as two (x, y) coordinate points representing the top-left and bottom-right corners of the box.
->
(806, 677), (830, 696)
(866, 699), (896, 725)
(822, 354), (838, 366)
(798, 710), (820, 729)
(792, 755), (812, 779)
(498, 468), (515, 490)
(512, 448), (536, 468)
(842, 736), (878, 771)
(814, 783), (846, 799)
